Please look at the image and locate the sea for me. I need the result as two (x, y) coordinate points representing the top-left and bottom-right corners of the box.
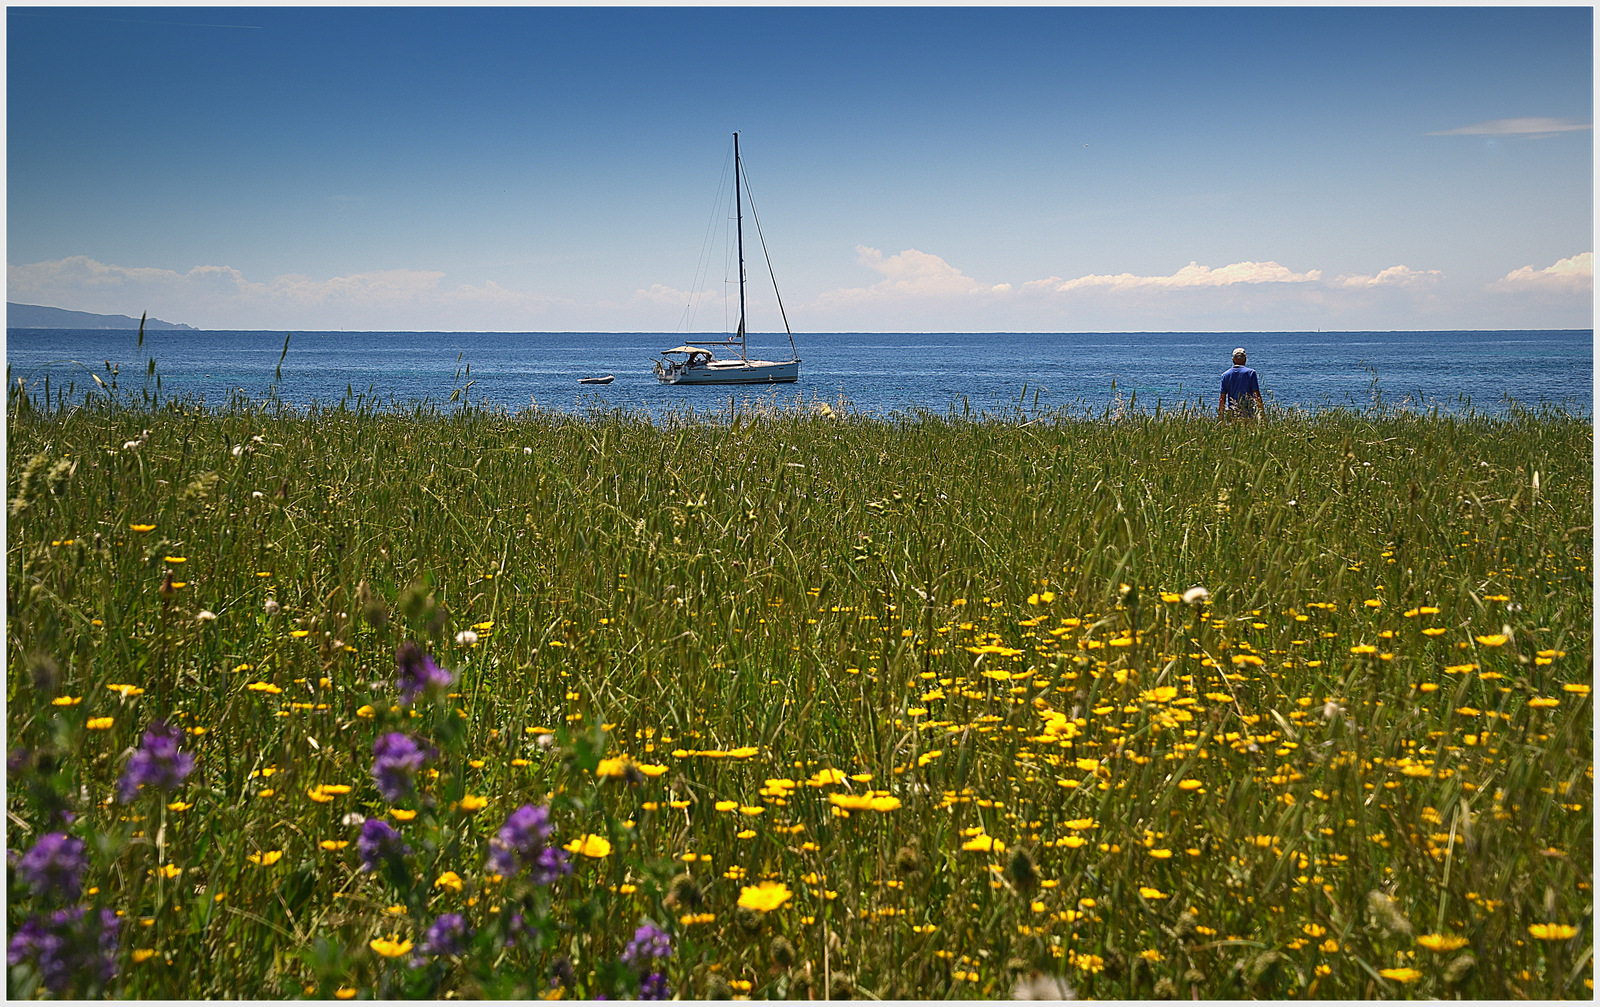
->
(5, 328), (1592, 419)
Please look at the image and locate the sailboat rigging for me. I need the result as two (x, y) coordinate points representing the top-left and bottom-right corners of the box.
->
(654, 133), (800, 385)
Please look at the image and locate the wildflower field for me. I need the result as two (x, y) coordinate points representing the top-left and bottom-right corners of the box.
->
(5, 381), (1593, 999)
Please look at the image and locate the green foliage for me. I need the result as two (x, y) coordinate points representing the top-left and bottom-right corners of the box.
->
(5, 390), (1593, 999)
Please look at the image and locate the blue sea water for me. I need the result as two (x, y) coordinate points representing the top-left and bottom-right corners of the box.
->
(5, 328), (1592, 418)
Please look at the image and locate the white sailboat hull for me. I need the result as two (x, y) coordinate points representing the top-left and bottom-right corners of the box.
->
(655, 358), (799, 385)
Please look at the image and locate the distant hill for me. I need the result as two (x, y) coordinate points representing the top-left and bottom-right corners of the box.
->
(7, 302), (196, 330)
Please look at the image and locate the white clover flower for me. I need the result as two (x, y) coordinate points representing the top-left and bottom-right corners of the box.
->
(264, 597), (281, 616)
(455, 629), (479, 647)
(231, 444), (244, 457)
(251, 491), (264, 499)
(1181, 586), (1210, 606)
(524, 447), (533, 455)
(195, 610), (217, 622)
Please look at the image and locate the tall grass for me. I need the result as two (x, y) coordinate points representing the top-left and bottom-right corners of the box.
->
(6, 380), (1592, 999)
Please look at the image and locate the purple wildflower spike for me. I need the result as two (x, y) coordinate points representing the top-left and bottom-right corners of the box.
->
(394, 641), (454, 704)
(117, 721), (194, 802)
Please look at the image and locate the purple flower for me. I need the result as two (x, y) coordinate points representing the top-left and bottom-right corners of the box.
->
(370, 732), (432, 803)
(420, 913), (471, 957)
(621, 922), (672, 967)
(16, 833), (88, 901)
(7, 905), (120, 995)
(118, 721), (195, 802)
(639, 971), (671, 1000)
(394, 641), (454, 704)
(486, 804), (570, 884)
(357, 818), (411, 873)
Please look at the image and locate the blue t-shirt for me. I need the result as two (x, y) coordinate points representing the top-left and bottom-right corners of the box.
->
(1220, 365), (1260, 414)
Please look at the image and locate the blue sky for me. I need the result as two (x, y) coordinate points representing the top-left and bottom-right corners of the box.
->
(7, 6), (1593, 332)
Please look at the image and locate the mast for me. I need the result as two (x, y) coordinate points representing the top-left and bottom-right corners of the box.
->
(734, 131), (747, 360)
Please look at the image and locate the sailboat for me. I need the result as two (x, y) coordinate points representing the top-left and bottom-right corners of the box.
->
(654, 133), (800, 385)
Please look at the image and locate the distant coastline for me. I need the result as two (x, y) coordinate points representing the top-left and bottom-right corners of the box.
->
(7, 302), (195, 330)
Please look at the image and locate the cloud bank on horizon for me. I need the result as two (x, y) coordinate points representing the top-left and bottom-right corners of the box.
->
(9, 249), (1592, 334)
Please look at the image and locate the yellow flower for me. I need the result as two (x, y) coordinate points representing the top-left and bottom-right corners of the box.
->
(1379, 967), (1421, 983)
(1562, 683), (1590, 695)
(87, 717), (114, 730)
(247, 851), (283, 866)
(1139, 886), (1169, 899)
(356, 705), (376, 719)
(1527, 697), (1559, 708)
(1417, 934), (1469, 952)
(807, 768), (847, 786)
(320, 840), (349, 851)
(1177, 779), (1203, 791)
(335, 988), (357, 1000)
(434, 871), (464, 893)
(1529, 923), (1578, 940)
(564, 834), (612, 858)
(130, 523), (156, 532)
(131, 948), (158, 963)
(390, 809), (417, 822)
(51, 696), (81, 706)
(737, 881), (792, 912)
(1474, 634), (1508, 647)
(458, 794), (488, 812)
(961, 834), (1005, 853)
(155, 864), (182, 879)
(166, 801), (192, 812)
(714, 800), (739, 812)
(246, 681), (281, 694)
(369, 937), (413, 958)
(1148, 849), (1173, 859)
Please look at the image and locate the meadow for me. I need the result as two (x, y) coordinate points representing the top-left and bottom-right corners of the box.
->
(5, 375), (1592, 999)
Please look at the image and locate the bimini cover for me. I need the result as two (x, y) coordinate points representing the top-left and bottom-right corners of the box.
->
(661, 346), (709, 355)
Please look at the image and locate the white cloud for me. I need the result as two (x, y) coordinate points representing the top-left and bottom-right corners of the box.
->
(1491, 252), (1593, 291)
(803, 249), (1470, 330)
(634, 283), (693, 306)
(1052, 260), (1321, 292)
(1333, 265), (1442, 289)
(1427, 116), (1592, 137)
(812, 246), (1008, 308)
(6, 256), (563, 330)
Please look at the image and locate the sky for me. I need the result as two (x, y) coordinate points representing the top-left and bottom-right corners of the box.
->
(6, 5), (1594, 333)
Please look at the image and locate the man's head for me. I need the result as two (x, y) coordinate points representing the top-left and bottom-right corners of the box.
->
(1232, 347), (1247, 365)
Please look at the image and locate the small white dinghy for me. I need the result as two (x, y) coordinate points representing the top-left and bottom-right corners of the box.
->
(578, 374), (615, 385)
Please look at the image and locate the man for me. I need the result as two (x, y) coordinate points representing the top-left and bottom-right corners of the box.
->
(1218, 347), (1264, 420)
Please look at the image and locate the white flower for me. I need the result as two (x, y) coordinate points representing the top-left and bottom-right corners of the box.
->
(251, 490), (264, 499)
(264, 598), (281, 616)
(1181, 586), (1210, 606)
(455, 630), (479, 647)
(195, 610), (217, 622)
(1323, 700), (1344, 720)
(1012, 971), (1075, 1000)
(524, 447), (533, 455)
(341, 813), (366, 827)
(232, 444), (244, 457)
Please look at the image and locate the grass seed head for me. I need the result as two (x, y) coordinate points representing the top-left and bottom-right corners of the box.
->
(666, 873), (703, 909)
(770, 935), (796, 969)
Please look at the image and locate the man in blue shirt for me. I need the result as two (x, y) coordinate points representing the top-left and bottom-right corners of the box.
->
(1218, 347), (1264, 419)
